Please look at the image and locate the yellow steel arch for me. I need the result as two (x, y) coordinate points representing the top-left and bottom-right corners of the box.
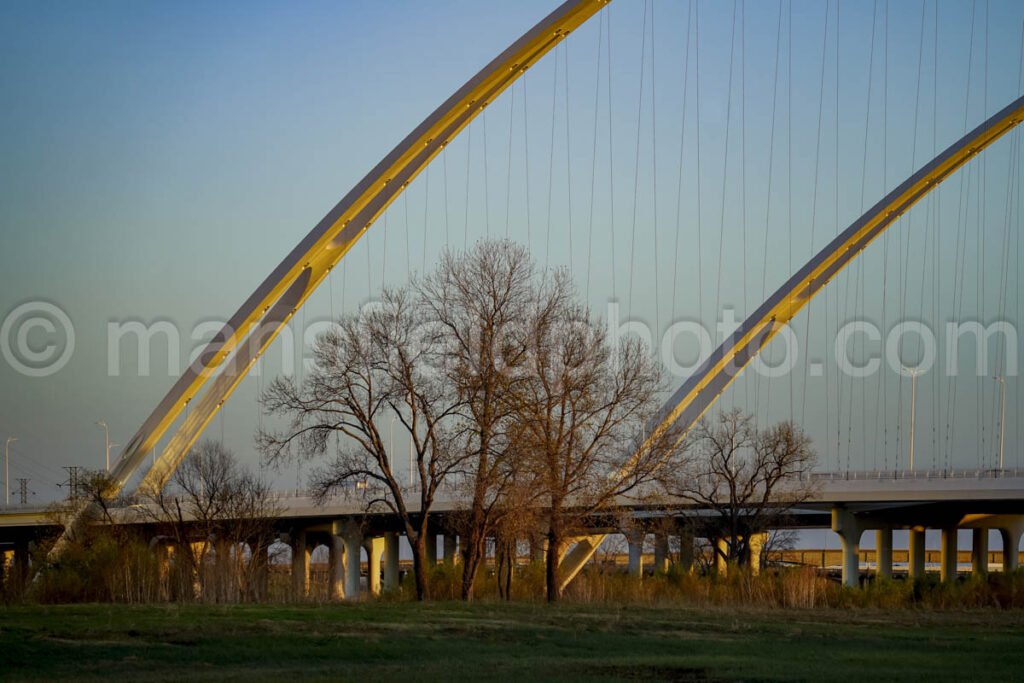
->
(558, 93), (1024, 590)
(651, 93), (1024, 452)
(109, 0), (611, 499)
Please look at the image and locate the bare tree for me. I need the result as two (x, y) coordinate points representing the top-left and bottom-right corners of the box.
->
(259, 286), (464, 600)
(416, 240), (539, 600)
(660, 410), (817, 570)
(146, 441), (281, 602)
(510, 276), (669, 602)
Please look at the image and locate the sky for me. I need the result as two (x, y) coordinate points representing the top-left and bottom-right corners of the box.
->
(1, 0), (1024, 505)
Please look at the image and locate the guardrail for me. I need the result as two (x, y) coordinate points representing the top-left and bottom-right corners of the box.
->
(808, 468), (1024, 482)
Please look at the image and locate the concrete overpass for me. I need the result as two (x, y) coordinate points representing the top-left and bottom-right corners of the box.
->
(2, 467), (1023, 595)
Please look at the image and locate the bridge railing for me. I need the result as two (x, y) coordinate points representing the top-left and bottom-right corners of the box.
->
(808, 468), (1024, 482)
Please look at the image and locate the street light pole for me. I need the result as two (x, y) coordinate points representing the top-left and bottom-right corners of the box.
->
(96, 421), (114, 472)
(994, 376), (1006, 470)
(903, 367), (920, 472)
(4, 437), (16, 507)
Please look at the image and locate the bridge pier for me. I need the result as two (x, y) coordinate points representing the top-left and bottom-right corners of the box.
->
(366, 536), (385, 596)
(443, 533), (458, 566)
(342, 525), (362, 601)
(653, 532), (669, 574)
(908, 529), (926, 580)
(383, 532), (400, 591)
(875, 529), (893, 579)
(749, 532), (767, 576)
(626, 530), (646, 578)
(328, 534), (346, 601)
(972, 529), (989, 576)
(249, 539), (270, 602)
(290, 531), (310, 599)
(831, 507), (862, 588)
(529, 536), (547, 563)
(940, 528), (958, 583)
(1000, 530), (1020, 572)
(676, 529), (694, 573)
(151, 538), (174, 601)
(999, 519), (1024, 572)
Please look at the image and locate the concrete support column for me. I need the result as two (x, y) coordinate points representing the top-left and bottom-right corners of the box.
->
(676, 530), (694, 573)
(251, 541), (269, 602)
(749, 532), (768, 576)
(972, 529), (989, 576)
(288, 531), (309, 599)
(343, 529), (362, 601)
(154, 540), (174, 600)
(1000, 526), (1022, 572)
(443, 533), (458, 565)
(366, 536), (385, 596)
(653, 533), (670, 574)
(383, 532), (400, 591)
(214, 538), (232, 602)
(530, 536), (548, 563)
(875, 529), (893, 580)
(328, 535), (346, 601)
(831, 507), (862, 588)
(908, 529), (927, 580)
(940, 528), (958, 583)
(626, 530), (646, 578)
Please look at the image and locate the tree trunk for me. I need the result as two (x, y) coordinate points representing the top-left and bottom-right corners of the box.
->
(497, 537), (514, 600)
(410, 535), (429, 601)
(545, 530), (562, 603)
(459, 525), (486, 601)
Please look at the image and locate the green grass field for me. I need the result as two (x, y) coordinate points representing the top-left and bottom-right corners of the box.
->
(2, 602), (1023, 682)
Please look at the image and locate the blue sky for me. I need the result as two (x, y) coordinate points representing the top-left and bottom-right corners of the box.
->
(1, 0), (1023, 501)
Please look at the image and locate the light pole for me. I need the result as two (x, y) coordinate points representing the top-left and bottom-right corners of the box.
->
(4, 437), (16, 507)
(994, 376), (1006, 470)
(96, 421), (117, 472)
(903, 367), (920, 472)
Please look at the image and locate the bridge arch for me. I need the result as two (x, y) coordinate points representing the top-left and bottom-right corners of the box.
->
(62, 1), (1023, 567)
(102, 0), (610, 502)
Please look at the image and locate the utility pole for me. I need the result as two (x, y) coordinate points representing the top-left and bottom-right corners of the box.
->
(4, 437), (16, 507)
(61, 466), (83, 500)
(14, 478), (31, 505)
(994, 376), (1006, 470)
(903, 368), (920, 472)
